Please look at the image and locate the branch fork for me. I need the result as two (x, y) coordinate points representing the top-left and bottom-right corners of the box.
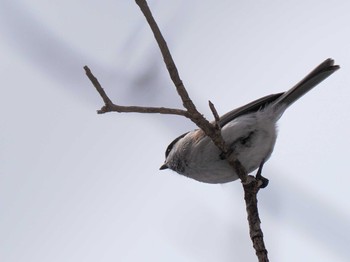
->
(85, 0), (269, 261)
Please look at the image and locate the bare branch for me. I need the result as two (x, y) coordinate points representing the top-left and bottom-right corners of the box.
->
(84, 66), (189, 117)
(84, 66), (113, 107)
(244, 177), (269, 262)
(85, 1), (269, 261)
(134, 0), (248, 183)
(135, 0), (196, 112)
(98, 104), (190, 117)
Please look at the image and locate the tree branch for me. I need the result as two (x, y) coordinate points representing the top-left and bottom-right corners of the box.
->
(135, 0), (195, 112)
(244, 176), (269, 261)
(84, 66), (189, 117)
(134, 0), (250, 184)
(85, 1), (269, 261)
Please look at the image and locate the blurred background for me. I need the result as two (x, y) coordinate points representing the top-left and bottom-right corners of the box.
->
(1, 0), (349, 261)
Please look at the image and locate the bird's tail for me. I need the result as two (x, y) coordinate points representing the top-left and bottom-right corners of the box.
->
(273, 58), (339, 109)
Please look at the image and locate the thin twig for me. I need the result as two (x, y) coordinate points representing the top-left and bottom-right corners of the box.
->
(208, 100), (221, 129)
(84, 66), (113, 107)
(135, 0), (195, 112)
(98, 104), (190, 116)
(84, 66), (189, 117)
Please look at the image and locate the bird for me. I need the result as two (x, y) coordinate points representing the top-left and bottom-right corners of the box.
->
(160, 58), (339, 184)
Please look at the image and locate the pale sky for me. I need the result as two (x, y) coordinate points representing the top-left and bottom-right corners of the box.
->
(1, 1), (350, 261)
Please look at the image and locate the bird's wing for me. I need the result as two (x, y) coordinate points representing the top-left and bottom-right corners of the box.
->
(218, 93), (283, 127)
(219, 59), (339, 127)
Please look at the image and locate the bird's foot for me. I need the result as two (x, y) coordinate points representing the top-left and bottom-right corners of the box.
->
(255, 161), (269, 189)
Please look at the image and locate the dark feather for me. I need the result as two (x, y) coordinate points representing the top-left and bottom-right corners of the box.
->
(218, 93), (283, 127)
(164, 59), (339, 158)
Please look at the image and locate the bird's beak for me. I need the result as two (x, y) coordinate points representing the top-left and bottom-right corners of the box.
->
(159, 163), (168, 170)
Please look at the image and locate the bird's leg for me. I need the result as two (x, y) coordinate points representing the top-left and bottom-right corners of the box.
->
(255, 160), (269, 188)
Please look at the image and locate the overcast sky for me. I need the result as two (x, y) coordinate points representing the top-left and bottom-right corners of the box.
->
(1, 1), (350, 261)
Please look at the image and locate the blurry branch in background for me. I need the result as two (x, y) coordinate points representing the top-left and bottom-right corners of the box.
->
(84, 0), (269, 261)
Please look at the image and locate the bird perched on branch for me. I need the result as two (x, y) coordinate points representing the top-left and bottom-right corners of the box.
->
(160, 59), (339, 184)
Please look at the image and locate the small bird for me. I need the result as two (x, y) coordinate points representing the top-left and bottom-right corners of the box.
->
(160, 59), (339, 184)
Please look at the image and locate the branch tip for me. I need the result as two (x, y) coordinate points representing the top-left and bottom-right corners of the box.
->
(208, 100), (221, 127)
